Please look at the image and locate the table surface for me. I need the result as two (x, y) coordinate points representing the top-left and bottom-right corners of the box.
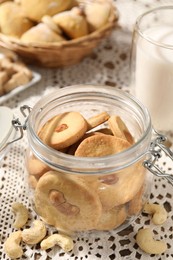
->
(1, 1), (173, 259)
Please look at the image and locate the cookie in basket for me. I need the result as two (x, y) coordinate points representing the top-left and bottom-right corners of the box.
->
(52, 7), (89, 39)
(20, 0), (73, 22)
(0, 0), (119, 67)
(0, 2), (34, 38)
(81, 0), (114, 32)
(21, 23), (65, 44)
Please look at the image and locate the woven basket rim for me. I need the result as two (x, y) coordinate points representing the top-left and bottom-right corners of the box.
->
(0, 1), (119, 50)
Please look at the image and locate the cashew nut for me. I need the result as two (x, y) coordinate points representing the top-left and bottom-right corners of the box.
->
(22, 220), (47, 245)
(12, 202), (29, 229)
(4, 231), (23, 259)
(136, 228), (167, 254)
(41, 233), (74, 252)
(143, 203), (167, 225)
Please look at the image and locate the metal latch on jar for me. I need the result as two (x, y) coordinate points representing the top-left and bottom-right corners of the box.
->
(0, 105), (31, 153)
(143, 129), (173, 186)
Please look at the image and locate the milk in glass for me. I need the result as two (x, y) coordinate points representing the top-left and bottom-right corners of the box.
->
(135, 25), (173, 131)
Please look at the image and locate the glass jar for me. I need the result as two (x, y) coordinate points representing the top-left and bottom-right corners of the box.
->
(130, 6), (173, 132)
(23, 85), (156, 234)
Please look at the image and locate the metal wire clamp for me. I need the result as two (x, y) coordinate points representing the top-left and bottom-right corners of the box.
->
(0, 118), (24, 153)
(0, 105), (32, 153)
(143, 129), (173, 186)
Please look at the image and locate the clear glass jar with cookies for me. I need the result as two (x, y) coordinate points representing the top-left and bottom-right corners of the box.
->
(24, 84), (154, 234)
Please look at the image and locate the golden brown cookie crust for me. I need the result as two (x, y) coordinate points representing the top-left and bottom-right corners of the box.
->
(97, 162), (146, 210)
(95, 205), (127, 231)
(75, 134), (131, 157)
(34, 171), (102, 232)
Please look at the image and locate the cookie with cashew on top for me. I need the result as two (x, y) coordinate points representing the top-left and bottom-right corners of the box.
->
(34, 170), (102, 232)
(97, 161), (145, 210)
(38, 111), (88, 150)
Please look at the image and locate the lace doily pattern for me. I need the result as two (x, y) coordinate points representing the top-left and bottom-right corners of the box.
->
(0, 0), (173, 259)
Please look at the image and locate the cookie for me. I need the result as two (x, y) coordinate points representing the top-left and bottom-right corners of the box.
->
(53, 7), (89, 39)
(108, 115), (134, 144)
(41, 15), (62, 34)
(34, 171), (102, 232)
(20, 0), (72, 22)
(87, 112), (110, 130)
(97, 127), (113, 135)
(0, 58), (15, 76)
(67, 131), (105, 155)
(28, 175), (38, 190)
(0, 1), (34, 38)
(12, 61), (33, 80)
(98, 174), (119, 185)
(21, 23), (65, 44)
(83, 1), (112, 32)
(95, 205), (127, 231)
(38, 115), (61, 145)
(97, 162), (146, 210)
(0, 71), (8, 95)
(3, 71), (30, 93)
(27, 157), (50, 178)
(127, 185), (144, 216)
(49, 112), (88, 150)
(75, 134), (131, 157)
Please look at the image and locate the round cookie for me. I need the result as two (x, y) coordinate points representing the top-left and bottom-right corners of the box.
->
(27, 157), (50, 178)
(75, 134), (131, 157)
(108, 115), (134, 144)
(67, 131), (105, 155)
(28, 175), (38, 190)
(34, 171), (102, 232)
(49, 112), (88, 150)
(95, 205), (127, 231)
(127, 185), (144, 216)
(86, 112), (110, 131)
(97, 162), (146, 210)
(38, 114), (63, 145)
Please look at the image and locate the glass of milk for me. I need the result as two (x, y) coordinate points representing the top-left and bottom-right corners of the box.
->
(130, 6), (173, 133)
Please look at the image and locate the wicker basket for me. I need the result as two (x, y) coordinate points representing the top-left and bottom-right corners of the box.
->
(0, 1), (118, 68)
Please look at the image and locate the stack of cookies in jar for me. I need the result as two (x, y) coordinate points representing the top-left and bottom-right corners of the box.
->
(27, 111), (146, 233)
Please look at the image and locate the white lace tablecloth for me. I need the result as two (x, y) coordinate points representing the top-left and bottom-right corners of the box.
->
(1, 1), (173, 259)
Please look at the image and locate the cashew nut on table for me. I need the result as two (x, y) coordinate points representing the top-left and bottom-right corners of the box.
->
(12, 202), (29, 229)
(136, 228), (167, 255)
(143, 203), (167, 225)
(4, 231), (23, 259)
(41, 233), (74, 252)
(22, 220), (47, 244)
